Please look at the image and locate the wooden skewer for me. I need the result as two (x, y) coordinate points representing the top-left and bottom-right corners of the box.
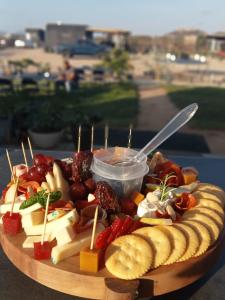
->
(21, 142), (28, 168)
(27, 136), (34, 159)
(10, 177), (19, 216)
(90, 125), (94, 152)
(90, 205), (99, 251)
(41, 193), (50, 245)
(128, 124), (133, 148)
(77, 125), (82, 152)
(104, 124), (109, 150)
(6, 149), (15, 183)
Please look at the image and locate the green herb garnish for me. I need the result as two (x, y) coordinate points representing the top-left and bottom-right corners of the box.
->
(159, 174), (177, 202)
(19, 190), (62, 209)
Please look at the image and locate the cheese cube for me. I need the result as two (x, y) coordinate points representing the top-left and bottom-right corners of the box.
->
(80, 247), (102, 272)
(0, 202), (21, 214)
(51, 223), (104, 264)
(54, 224), (76, 246)
(47, 209), (66, 222)
(22, 210), (45, 228)
(24, 209), (79, 236)
(19, 203), (43, 216)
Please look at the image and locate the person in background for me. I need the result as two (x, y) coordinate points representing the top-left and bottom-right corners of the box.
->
(63, 60), (78, 92)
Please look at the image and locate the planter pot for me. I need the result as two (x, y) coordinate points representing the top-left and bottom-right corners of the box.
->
(28, 129), (64, 149)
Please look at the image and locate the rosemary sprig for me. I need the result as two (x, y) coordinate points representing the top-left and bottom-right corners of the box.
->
(159, 173), (177, 202)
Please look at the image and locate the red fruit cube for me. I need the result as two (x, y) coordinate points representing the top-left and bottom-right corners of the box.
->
(2, 212), (22, 235)
(33, 241), (52, 260)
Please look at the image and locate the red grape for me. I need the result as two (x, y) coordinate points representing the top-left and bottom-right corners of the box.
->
(36, 164), (48, 176)
(70, 182), (87, 201)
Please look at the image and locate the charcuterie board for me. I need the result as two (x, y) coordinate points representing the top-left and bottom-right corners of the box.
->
(0, 224), (224, 299)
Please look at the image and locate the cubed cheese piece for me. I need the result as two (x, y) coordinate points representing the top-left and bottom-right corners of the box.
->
(19, 203), (43, 216)
(0, 202), (21, 214)
(51, 223), (104, 264)
(22, 210), (45, 228)
(47, 209), (66, 222)
(24, 209), (79, 236)
(22, 234), (53, 248)
(45, 173), (56, 192)
(131, 191), (145, 206)
(80, 247), (102, 272)
(54, 224), (76, 246)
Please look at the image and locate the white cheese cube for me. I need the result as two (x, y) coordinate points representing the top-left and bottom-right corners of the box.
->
(0, 202), (21, 214)
(51, 223), (104, 264)
(19, 203), (43, 216)
(54, 224), (76, 246)
(47, 209), (66, 222)
(22, 210), (45, 228)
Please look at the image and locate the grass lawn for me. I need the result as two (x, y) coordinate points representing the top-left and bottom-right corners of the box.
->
(166, 85), (225, 130)
(0, 82), (139, 129)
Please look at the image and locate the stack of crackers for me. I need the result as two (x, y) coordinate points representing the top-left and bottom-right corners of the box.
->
(105, 183), (225, 280)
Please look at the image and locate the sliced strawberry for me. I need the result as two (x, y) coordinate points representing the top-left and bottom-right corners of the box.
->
(96, 226), (112, 249)
(107, 217), (124, 244)
(119, 216), (134, 236)
(127, 220), (143, 234)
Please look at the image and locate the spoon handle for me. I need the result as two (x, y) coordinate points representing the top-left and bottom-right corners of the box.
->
(134, 103), (198, 160)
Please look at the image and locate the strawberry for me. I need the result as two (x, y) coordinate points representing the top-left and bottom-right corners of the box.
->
(96, 226), (112, 249)
(127, 220), (143, 234)
(119, 216), (134, 236)
(107, 217), (124, 244)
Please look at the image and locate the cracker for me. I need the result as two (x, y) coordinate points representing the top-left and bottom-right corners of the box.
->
(193, 191), (224, 208)
(181, 220), (211, 257)
(195, 198), (224, 216)
(157, 226), (187, 265)
(196, 183), (225, 202)
(182, 211), (220, 244)
(173, 223), (199, 262)
(105, 235), (153, 280)
(133, 226), (171, 268)
(184, 207), (224, 230)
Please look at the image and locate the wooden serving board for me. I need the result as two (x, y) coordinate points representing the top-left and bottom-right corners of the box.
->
(0, 224), (225, 300)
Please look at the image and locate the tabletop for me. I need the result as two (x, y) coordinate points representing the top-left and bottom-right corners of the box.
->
(0, 149), (225, 300)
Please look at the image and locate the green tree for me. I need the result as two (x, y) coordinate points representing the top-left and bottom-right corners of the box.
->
(103, 49), (132, 80)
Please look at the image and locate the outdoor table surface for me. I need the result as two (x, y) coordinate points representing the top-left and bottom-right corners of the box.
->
(0, 149), (225, 300)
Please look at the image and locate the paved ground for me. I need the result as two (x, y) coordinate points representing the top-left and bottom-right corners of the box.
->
(136, 86), (225, 155)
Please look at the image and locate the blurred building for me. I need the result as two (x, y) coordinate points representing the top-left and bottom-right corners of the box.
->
(207, 32), (225, 53)
(25, 28), (45, 47)
(45, 23), (89, 51)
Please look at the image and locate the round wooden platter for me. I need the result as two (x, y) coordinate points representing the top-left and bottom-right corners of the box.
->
(0, 225), (225, 300)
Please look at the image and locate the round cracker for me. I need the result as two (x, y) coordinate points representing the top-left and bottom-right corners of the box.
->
(173, 223), (199, 262)
(193, 191), (224, 208)
(133, 226), (171, 268)
(157, 226), (187, 265)
(181, 220), (211, 257)
(184, 207), (224, 230)
(105, 235), (153, 280)
(195, 198), (224, 216)
(182, 211), (220, 244)
(196, 183), (225, 202)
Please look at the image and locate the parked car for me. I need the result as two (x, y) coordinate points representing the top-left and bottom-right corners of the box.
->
(55, 40), (110, 57)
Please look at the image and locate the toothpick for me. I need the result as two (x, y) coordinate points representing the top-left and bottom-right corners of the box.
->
(10, 177), (19, 216)
(21, 142), (28, 168)
(6, 149), (15, 183)
(77, 125), (82, 152)
(104, 124), (109, 149)
(91, 125), (94, 152)
(90, 205), (99, 251)
(128, 124), (133, 148)
(27, 136), (34, 159)
(41, 193), (50, 245)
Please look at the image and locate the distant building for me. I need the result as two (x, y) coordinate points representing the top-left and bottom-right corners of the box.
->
(45, 23), (89, 51)
(207, 32), (225, 53)
(25, 28), (45, 47)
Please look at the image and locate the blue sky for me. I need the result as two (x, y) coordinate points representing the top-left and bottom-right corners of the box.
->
(0, 0), (224, 35)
